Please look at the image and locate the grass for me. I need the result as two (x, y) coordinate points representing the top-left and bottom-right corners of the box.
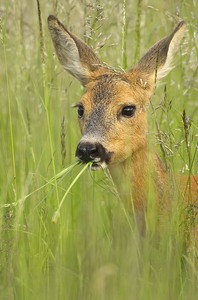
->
(0, 0), (198, 299)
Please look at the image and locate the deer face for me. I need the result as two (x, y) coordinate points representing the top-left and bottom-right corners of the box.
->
(48, 15), (185, 169)
(75, 72), (151, 169)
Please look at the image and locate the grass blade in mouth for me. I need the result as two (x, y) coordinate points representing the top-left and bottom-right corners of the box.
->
(52, 162), (92, 224)
(0, 161), (79, 209)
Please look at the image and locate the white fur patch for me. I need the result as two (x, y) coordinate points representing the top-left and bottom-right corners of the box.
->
(91, 161), (107, 170)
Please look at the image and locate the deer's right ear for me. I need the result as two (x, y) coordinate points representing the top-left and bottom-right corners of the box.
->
(48, 15), (101, 86)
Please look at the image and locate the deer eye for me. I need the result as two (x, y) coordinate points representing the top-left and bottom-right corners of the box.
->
(77, 105), (84, 118)
(121, 105), (136, 117)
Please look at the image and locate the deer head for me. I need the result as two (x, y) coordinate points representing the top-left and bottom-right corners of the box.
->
(48, 15), (185, 170)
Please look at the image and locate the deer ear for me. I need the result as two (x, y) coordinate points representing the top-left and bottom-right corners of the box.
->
(48, 15), (101, 86)
(135, 21), (186, 82)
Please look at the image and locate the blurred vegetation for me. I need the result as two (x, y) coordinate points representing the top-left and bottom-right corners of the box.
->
(0, 0), (197, 299)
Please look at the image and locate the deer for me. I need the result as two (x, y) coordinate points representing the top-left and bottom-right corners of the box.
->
(47, 15), (198, 237)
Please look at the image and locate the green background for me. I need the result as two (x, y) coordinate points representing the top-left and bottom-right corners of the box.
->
(0, 0), (197, 299)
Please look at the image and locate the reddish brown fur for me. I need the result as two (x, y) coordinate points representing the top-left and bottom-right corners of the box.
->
(48, 16), (198, 238)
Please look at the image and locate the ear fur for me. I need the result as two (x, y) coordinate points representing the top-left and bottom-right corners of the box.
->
(48, 17), (186, 88)
(135, 21), (186, 82)
(48, 15), (101, 85)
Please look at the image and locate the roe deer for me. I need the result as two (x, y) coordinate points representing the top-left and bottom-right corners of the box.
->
(48, 16), (198, 233)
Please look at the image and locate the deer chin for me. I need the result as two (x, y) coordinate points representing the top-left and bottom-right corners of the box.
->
(91, 161), (107, 170)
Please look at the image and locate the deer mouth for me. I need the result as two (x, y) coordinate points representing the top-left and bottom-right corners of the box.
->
(77, 157), (108, 170)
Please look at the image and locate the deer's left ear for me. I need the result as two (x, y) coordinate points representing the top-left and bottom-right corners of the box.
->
(48, 15), (101, 86)
(133, 21), (186, 82)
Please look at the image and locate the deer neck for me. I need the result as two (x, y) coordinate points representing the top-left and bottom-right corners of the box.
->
(109, 145), (168, 210)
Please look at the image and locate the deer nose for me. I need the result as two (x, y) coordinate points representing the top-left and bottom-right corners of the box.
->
(76, 142), (107, 163)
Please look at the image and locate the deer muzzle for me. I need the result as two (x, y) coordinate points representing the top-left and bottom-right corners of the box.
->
(75, 141), (112, 170)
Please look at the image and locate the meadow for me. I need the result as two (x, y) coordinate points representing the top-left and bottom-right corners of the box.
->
(0, 0), (198, 299)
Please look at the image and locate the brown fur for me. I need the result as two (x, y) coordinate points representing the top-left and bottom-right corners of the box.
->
(48, 16), (198, 238)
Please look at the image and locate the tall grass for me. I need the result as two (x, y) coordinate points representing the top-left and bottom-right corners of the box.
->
(0, 0), (197, 299)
